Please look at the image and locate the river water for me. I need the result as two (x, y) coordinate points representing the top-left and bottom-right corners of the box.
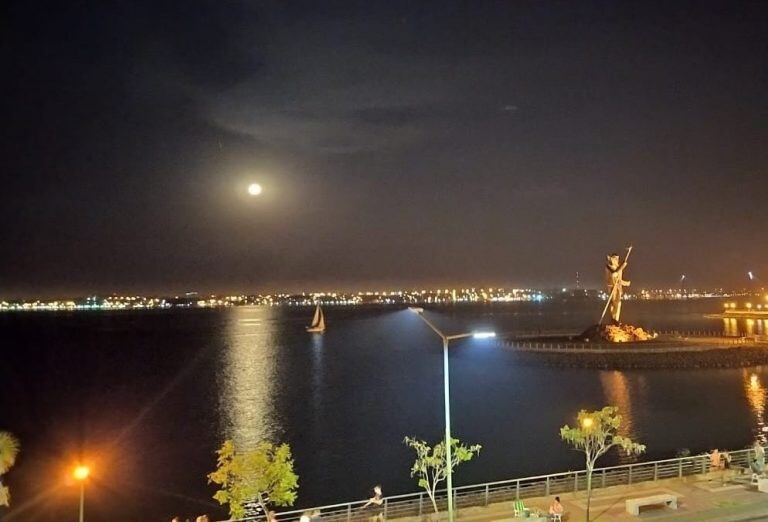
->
(1, 299), (767, 521)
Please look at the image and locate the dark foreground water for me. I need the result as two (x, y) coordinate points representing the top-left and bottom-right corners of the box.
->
(1, 299), (767, 521)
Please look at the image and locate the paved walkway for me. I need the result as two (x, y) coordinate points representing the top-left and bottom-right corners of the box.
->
(425, 472), (768, 521)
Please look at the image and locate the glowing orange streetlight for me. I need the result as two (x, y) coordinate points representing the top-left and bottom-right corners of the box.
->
(582, 417), (594, 429)
(73, 465), (90, 522)
(73, 465), (90, 481)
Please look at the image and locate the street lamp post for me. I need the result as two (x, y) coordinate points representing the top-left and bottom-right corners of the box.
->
(409, 308), (495, 522)
(73, 465), (90, 522)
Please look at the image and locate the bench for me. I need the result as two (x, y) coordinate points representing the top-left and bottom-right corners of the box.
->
(625, 494), (678, 516)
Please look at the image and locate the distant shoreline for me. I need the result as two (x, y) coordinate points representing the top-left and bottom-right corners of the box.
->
(0, 294), (749, 313)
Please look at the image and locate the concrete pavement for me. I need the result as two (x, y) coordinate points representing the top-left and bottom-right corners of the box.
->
(416, 472), (768, 521)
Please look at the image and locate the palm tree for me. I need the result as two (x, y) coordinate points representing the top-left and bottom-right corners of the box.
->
(0, 431), (20, 507)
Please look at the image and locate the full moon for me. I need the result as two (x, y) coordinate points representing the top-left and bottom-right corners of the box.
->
(247, 183), (263, 196)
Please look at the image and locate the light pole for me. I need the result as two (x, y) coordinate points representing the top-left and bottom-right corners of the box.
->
(73, 465), (90, 522)
(409, 308), (495, 522)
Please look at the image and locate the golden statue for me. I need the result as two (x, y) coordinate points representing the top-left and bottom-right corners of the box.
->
(603, 246), (632, 324)
(583, 245), (656, 342)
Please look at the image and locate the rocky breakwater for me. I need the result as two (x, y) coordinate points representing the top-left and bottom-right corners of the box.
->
(581, 323), (658, 343)
(503, 328), (768, 369)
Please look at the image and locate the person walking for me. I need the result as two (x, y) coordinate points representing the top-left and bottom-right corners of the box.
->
(756, 441), (765, 470)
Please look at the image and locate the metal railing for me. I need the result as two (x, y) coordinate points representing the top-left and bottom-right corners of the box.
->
(655, 329), (746, 339)
(220, 448), (756, 522)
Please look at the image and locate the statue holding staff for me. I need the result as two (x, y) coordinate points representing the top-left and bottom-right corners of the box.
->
(601, 246), (632, 324)
(582, 245), (655, 342)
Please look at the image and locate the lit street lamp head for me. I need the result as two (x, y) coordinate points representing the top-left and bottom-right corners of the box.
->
(73, 465), (90, 522)
(73, 465), (90, 481)
(247, 183), (263, 196)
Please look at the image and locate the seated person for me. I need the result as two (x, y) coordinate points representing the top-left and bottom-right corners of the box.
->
(549, 496), (564, 517)
(362, 485), (384, 522)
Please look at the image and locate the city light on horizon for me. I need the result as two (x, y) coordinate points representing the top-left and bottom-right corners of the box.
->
(1, 286), (762, 313)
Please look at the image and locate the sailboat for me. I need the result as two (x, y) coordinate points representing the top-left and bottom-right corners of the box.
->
(306, 304), (326, 333)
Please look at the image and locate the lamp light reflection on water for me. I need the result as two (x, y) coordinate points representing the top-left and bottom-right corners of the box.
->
(720, 317), (765, 337)
(746, 319), (756, 336)
(745, 370), (767, 445)
(599, 370), (644, 463)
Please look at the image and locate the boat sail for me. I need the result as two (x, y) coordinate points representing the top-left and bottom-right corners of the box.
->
(306, 304), (326, 333)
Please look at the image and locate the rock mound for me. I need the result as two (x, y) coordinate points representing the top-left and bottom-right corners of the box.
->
(581, 323), (658, 343)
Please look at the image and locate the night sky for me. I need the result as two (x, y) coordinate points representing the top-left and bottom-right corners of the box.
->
(2, 1), (766, 297)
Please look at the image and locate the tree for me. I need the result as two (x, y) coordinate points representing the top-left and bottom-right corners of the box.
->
(0, 431), (20, 508)
(208, 440), (298, 519)
(560, 406), (645, 522)
(403, 436), (481, 515)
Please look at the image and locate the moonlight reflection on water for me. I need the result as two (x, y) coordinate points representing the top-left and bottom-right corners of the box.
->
(221, 306), (281, 447)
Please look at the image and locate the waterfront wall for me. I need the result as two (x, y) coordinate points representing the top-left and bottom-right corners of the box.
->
(497, 331), (768, 369)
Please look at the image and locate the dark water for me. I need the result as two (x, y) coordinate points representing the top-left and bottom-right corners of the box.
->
(1, 299), (767, 522)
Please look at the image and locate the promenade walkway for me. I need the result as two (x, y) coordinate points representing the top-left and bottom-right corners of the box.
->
(424, 473), (768, 521)
(238, 452), (768, 522)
